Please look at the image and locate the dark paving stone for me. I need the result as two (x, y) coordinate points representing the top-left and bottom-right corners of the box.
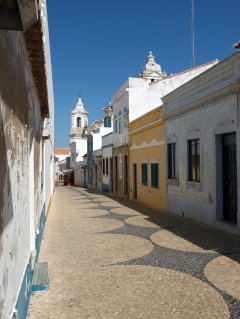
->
(104, 222), (158, 240)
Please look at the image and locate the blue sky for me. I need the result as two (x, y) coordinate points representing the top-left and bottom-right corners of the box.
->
(47, 0), (240, 147)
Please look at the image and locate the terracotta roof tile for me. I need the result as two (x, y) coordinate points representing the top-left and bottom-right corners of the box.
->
(54, 148), (70, 155)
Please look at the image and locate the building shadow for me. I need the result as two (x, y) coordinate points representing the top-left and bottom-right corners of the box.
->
(83, 188), (240, 264)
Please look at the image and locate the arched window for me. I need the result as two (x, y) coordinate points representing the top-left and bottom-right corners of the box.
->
(77, 117), (81, 127)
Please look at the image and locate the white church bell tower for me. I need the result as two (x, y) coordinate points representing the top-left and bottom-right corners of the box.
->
(70, 98), (89, 143)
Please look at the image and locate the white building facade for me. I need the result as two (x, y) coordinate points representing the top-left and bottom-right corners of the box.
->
(163, 51), (240, 232)
(87, 118), (113, 190)
(112, 51), (218, 197)
(102, 132), (113, 193)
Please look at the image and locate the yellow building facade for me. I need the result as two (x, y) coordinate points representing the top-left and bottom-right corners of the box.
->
(129, 106), (165, 210)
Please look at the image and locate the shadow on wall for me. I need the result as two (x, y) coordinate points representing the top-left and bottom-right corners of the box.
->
(0, 110), (14, 314)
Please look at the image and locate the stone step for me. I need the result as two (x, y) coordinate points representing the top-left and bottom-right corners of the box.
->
(31, 262), (49, 292)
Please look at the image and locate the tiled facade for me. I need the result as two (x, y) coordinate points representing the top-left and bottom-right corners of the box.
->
(163, 51), (240, 229)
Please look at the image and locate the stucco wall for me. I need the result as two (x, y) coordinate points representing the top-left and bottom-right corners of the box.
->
(129, 107), (165, 210)
(76, 138), (87, 162)
(129, 62), (218, 123)
(0, 30), (43, 319)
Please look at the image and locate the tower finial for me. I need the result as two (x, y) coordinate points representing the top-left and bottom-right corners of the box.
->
(140, 51), (166, 80)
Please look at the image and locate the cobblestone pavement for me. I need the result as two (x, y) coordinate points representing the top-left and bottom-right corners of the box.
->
(28, 186), (240, 319)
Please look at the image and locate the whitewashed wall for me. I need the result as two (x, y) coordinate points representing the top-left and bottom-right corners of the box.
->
(102, 132), (113, 192)
(0, 31), (43, 319)
(0, 1), (54, 317)
(75, 138), (88, 161)
(111, 61), (217, 150)
(40, 0), (55, 214)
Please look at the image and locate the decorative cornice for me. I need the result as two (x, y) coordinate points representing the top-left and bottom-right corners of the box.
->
(163, 83), (239, 121)
(129, 118), (163, 135)
(130, 139), (164, 150)
(163, 52), (240, 120)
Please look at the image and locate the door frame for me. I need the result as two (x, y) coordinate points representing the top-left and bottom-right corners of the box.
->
(222, 132), (237, 224)
(215, 131), (238, 225)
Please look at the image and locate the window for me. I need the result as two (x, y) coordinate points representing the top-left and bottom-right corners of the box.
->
(168, 143), (176, 179)
(77, 117), (81, 127)
(102, 158), (105, 174)
(119, 119), (122, 134)
(141, 163), (148, 186)
(151, 163), (158, 188)
(104, 117), (111, 127)
(114, 119), (118, 133)
(188, 139), (200, 182)
(123, 113), (127, 128)
(106, 158), (109, 175)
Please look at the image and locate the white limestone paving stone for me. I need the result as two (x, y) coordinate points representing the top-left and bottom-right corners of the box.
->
(29, 266), (229, 319)
(151, 230), (218, 253)
(204, 255), (240, 300)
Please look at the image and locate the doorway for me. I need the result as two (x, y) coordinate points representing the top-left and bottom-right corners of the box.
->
(133, 164), (137, 199)
(222, 133), (237, 224)
(114, 156), (118, 191)
(110, 157), (113, 192)
(124, 155), (128, 195)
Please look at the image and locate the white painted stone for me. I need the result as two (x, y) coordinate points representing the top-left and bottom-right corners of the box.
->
(112, 51), (218, 150)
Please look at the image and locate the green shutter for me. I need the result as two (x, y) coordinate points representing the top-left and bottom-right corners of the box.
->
(141, 163), (148, 185)
(151, 163), (158, 188)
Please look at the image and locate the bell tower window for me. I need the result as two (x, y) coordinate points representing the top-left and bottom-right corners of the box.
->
(77, 117), (81, 127)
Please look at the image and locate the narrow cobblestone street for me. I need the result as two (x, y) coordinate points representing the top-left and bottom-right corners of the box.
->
(28, 186), (240, 319)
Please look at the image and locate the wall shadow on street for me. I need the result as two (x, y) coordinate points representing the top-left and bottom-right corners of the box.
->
(84, 188), (240, 265)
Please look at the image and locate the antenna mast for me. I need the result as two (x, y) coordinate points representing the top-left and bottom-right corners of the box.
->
(191, 0), (195, 67)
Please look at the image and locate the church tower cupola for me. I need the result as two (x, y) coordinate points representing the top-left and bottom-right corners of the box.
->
(70, 98), (89, 140)
(140, 51), (167, 81)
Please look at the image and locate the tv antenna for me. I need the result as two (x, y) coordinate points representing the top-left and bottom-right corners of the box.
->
(191, 0), (195, 67)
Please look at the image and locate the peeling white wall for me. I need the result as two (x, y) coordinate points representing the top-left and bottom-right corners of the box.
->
(0, 30), (43, 318)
